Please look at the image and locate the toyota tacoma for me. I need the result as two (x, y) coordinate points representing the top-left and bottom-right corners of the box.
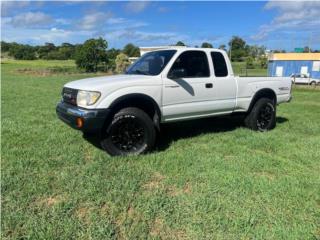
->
(56, 47), (292, 156)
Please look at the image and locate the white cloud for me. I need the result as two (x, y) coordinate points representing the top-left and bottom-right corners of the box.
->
(79, 12), (113, 30)
(2, 25), (93, 45)
(252, 1), (320, 40)
(9, 12), (54, 28)
(76, 11), (148, 33)
(1, 1), (30, 17)
(125, 1), (150, 13)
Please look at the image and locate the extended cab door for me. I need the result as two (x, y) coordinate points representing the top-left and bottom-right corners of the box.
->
(162, 50), (236, 121)
(208, 51), (237, 112)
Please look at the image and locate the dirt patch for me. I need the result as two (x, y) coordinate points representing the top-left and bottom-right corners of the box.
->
(150, 217), (188, 240)
(114, 205), (145, 240)
(75, 206), (93, 224)
(15, 67), (81, 76)
(183, 182), (192, 194)
(16, 68), (56, 76)
(167, 182), (192, 197)
(99, 202), (110, 215)
(142, 172), (166, 190)
(36, 195), (64, 207)
(254, 171), (275, 180)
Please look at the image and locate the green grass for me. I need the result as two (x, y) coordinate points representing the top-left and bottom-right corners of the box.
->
(2, 60), (320, 239)
(232, 62), (268, 76)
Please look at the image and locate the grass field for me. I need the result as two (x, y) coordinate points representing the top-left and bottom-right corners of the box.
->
(1, 60), (320, 239)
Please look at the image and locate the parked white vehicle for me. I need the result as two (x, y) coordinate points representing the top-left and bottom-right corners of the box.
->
(57, 47), (292, 156)
(290, 73), (320, 85)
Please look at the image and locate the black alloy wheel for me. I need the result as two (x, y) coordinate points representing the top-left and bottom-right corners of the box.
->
(101, 107), (156, 156)
(110, 116), (146, 152)
(244, 98), (276, 131)
(256, 103), (273, 131)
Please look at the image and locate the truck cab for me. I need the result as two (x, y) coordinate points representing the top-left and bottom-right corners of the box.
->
(57, 47), (292, 156)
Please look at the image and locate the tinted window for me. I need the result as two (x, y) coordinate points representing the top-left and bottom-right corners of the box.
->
(169, 51), (210, 78)
(211, 52), (228, 77)
(126, 50), (176, 76)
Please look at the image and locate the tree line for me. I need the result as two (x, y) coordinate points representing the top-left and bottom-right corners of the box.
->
(2, 36), (317, 73)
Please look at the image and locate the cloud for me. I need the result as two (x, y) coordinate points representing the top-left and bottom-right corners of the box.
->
(125, 1), (150, 13)
(1, 1), (30, 17)
(76, 11), (148, 35)
(9, 12), (54, 28)
(252, 1), (320, 40)
(79, 12), (113, 30)
(2, 25), (93, 45)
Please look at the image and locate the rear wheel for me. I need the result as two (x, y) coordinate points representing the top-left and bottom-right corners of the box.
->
(244, 98), (276, 131)
(101, 107), (156, 156)
(310, 81), (316, 86)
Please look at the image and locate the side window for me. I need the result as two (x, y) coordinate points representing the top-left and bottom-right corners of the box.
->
(211, 52), (228, 77)
(169, 51), (210, 78)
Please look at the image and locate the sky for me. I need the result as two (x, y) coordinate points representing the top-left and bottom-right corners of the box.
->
(1, 1), (320, 51)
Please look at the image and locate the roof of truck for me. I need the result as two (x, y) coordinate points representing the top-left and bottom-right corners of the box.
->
(140, 46), (225, 52)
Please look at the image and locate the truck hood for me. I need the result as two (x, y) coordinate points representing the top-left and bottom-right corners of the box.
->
(64, 74), (159, 91)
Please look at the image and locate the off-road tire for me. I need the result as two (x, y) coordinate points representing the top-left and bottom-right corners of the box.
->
(244, 98), (276, 131)
(101, 107), (156, 156)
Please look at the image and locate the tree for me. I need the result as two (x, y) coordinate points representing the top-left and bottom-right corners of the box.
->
(201, 42), (213, 48)
(8, 44), (36, 60)
(75, 38), (108, 72)
(218, 44), (226, 51)
(38, 42), (56, 59)
(115, 53), (130, 74)
(228, 36), (248, 62)
(106, 48), (121, 71)
(245, 56), (254, 69)
(175, 41), (185, 46)
(1, 41), (11, 52)
(59, 43), (76, 59)
(123, 43), (140, 57)
(259, 56), (268, 69)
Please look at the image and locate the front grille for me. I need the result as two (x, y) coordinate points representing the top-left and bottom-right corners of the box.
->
(62, 87), (78, 105)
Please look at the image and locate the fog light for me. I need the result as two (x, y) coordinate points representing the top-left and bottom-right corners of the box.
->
(76, 117), (83, 128)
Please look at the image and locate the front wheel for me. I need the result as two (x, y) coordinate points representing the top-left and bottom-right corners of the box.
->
(244, 98), (276, 131)
(101, 107), (156, 156)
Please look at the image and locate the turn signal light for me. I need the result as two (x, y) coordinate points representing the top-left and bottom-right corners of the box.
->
(76, 117), (83, 128)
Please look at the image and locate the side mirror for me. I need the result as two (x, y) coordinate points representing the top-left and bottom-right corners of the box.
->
(168, 68), (186, 79)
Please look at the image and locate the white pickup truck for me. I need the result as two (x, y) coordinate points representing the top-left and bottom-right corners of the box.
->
(290, 73), (320, 85)
(56, 47), (292, 156)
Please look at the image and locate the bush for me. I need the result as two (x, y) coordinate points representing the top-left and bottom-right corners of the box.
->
(9, 44), (36, 60)
(245, 56), (255, 69)
(115, 53), (130, 74)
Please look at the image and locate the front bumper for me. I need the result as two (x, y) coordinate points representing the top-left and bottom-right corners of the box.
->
(56, 101), (110, 133)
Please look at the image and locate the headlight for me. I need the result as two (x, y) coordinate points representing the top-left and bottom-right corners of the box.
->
(76, 90), (101, 107)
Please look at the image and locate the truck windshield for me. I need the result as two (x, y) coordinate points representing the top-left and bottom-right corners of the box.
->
(126, 50), (177, 76)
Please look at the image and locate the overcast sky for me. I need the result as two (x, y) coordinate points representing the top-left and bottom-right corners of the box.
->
(2, 1), (320, 51)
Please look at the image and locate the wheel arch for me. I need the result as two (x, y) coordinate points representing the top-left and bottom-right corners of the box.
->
(247, 88), (277, 113)
(105, 93), (162, 130)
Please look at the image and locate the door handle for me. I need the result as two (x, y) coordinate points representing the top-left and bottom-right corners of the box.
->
(205, 83), (213, 88)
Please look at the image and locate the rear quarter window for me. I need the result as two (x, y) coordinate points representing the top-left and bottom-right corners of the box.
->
(211, 52), (228, 77)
